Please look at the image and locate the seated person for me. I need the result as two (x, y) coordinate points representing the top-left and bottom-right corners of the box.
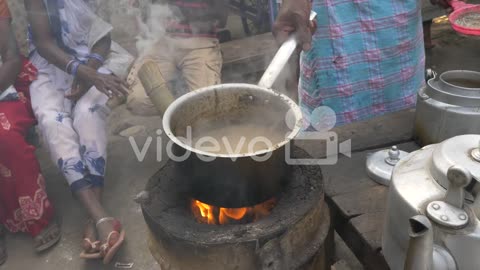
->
(0, 0), (60, 265)
(24, 0), (132, 264)
(126, 0), (228, 116)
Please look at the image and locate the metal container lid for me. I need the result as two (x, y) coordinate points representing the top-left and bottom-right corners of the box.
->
(429, 134), (480, 189)
(366, 146), (409, 186)
(426, 70), (480, 107)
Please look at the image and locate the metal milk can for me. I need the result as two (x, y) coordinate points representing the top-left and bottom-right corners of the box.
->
(383, 134), (480, 270)
(414, 70), (480, 146)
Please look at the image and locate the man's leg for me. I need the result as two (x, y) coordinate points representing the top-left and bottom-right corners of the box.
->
(179, 40), (223, 91)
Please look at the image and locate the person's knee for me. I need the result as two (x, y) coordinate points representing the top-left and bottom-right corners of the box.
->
(74, 102), (94, 117)
(183, 46), (223, 91)
(35, 110), (67, 132)
(32, 105), (62, 127)
(72, 102), (108, 129)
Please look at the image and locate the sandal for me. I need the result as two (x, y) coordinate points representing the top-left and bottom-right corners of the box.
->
(98, 218), (125, 264)
(0, 226), (7, 265)
(80, 217), (125, 264)
(34, 222), (62, 253)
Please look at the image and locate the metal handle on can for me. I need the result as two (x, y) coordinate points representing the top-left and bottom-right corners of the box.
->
(445, 165), (472, 209)
(425, 68), (437, 82)
(258, 11), (317, 89)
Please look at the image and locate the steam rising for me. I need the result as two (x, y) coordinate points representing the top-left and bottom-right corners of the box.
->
(130, 3), (174, 57)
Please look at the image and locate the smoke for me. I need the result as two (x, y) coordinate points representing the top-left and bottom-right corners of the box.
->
(129, 3), (175, 58)
(127, 1), (297, 91)
(97, 0), (300, 122)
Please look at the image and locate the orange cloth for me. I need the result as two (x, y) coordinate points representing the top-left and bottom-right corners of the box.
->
(0, 0), (11, 20)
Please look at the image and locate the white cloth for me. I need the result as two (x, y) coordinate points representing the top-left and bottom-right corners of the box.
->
(30, 66), (109, 185)
(29, 0), (129, 185)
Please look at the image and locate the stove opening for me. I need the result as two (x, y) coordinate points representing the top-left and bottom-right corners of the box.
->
(191, 198), (277, 225)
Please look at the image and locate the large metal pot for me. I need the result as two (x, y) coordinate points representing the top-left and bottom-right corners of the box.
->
(163, 84), (302, 208)
(162, 13), (316, 208)
(414, 70), (480, 146)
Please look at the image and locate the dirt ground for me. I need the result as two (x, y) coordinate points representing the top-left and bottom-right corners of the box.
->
(2, 15), (479, 270)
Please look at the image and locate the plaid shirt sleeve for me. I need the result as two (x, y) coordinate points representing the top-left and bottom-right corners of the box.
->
(0, 0), (11, 20)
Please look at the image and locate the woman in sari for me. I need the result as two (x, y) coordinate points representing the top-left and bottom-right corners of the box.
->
(25, 0), (132, 264)
(0, 0), (60, 265)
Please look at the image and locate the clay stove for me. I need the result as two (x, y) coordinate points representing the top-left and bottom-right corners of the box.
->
(140, 147), (331, 270)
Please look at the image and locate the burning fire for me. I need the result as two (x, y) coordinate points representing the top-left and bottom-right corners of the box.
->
(191, 198), (277, 225)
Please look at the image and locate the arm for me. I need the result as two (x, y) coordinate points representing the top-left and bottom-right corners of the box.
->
(24, 0), (127, 97)
(25, 0), (98, 83)
(86, 35), (111, 71)
(273, 0), (314, 51)
(66, 34), (112, 99)
(0, 19), (21, 92)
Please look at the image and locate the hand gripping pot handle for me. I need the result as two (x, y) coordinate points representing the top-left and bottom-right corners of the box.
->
(258, 11), (317, 89)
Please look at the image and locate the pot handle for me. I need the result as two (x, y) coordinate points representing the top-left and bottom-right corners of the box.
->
(258, 11), (317, 89)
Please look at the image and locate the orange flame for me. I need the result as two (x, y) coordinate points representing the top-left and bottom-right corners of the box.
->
(191, 198), (276, 225)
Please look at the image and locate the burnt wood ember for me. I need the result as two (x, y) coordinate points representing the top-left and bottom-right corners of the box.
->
(141, 147), (332, 270)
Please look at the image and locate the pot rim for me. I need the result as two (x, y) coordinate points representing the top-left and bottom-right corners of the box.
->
(162, 83), (303, 158)
(439, 70), (480, 91)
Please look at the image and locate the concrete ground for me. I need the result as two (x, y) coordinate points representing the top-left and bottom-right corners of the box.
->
(2, 13), (480, 270)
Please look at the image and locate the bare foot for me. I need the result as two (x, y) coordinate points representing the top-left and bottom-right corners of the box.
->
(82, 219), (99, 253)
(96, 218), (125, 264)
